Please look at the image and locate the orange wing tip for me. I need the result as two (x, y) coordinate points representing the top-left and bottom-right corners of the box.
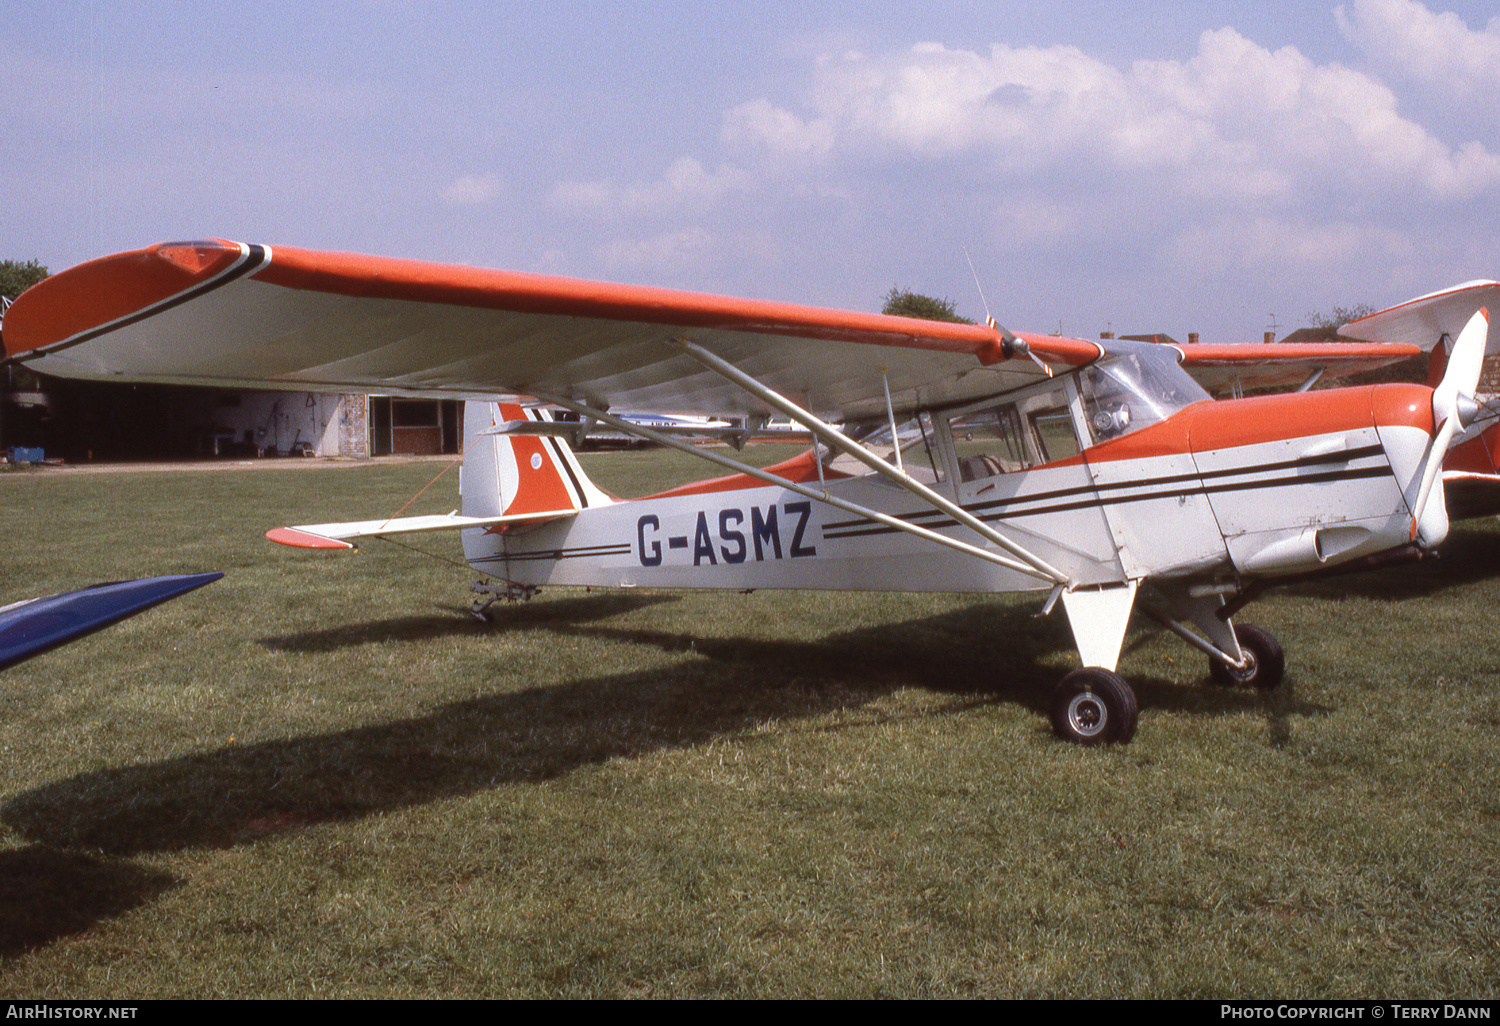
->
(2, 239), (247, 357)
(266, 527), (354, 550)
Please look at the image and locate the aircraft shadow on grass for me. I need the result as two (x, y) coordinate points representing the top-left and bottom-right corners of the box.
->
(256, 592), (680, 654)
(3, 595), (1322, 866)
(0, 845), (180, 958)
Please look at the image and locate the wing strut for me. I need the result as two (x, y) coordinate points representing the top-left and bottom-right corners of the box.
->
(669, 340), (1072, 586)
(531, 391), (1065, 583)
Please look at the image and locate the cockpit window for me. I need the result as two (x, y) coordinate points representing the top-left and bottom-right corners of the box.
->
(948, 382), (1082, 478)
(1078, 347), (1209, 443)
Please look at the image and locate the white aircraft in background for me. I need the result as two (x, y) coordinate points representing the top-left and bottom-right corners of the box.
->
(2, 240), (1488, 744)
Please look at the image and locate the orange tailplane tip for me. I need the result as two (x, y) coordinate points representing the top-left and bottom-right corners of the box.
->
(265, 527), (353, 550)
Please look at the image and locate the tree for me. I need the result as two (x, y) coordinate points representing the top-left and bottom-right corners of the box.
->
(0, 259), (49, 302)
(881, 287), (975, 324)
(1, 261), (50, 404)
(1305, 303), (1376, 330)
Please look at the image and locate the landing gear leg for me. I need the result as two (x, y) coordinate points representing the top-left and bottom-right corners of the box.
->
(1050, 667), (1139, 745)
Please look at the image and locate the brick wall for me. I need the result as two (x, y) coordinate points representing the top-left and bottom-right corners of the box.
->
(338, 394), (369, 458)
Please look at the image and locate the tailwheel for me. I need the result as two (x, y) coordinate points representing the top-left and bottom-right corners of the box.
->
(1208, 623), (1284, 690)
(1050, 667), (1139, 746)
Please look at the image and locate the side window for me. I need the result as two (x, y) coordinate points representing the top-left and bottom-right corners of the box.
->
(836, 412), (946, 484)
(945, 383), (1084, 481)
(949, 404), (1030, 480)
(1029, 405), (1081, 463)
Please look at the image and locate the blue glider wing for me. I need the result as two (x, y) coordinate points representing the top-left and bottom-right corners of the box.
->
(0, 573), (223, 671)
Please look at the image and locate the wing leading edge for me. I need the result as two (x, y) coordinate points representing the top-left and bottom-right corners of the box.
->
(0, 573), (223, 671)
(3, 240), (1101, 424)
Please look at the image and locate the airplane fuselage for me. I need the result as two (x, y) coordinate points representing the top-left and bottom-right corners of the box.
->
(462, 382), (1439, 596)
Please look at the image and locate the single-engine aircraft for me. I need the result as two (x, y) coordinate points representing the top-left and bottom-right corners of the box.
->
(2, 240), (1490, 744)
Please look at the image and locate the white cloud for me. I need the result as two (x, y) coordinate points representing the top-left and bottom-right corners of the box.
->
(723, 27), (1500, 209)
(1165, 214), (1415, 279)
(441, 173), (502, 205)
(550, 157), (751, 219)
(720, 98), (834, 163)
(1336, 0), (1500, 108)
(672, 21), (1500, 338)
(596, 227), (716, 271)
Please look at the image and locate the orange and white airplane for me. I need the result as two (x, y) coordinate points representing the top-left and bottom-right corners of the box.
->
(2, 240), (1490, 744)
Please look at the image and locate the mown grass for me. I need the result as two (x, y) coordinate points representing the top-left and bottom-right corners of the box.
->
(0, 451), (1496, 998)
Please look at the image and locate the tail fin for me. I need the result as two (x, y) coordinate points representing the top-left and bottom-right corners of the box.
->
(267, 401), (606, 551)
(461, 400), (613, 520)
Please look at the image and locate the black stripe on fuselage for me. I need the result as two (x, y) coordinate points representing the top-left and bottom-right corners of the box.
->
(822, 446), (1393, 540)
(471, 541), (632, 566)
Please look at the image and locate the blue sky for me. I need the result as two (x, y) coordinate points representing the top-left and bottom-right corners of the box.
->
(4, 0), (1497, 342)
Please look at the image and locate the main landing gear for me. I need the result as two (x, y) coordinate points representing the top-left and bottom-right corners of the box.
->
(1050, 667), (1138, 745)
(1049, 623), (1285, 745)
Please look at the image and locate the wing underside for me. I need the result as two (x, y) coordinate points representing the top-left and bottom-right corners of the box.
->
(3, 240), (1104, 424)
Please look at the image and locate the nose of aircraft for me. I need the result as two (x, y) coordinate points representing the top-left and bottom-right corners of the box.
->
(1371, 384), (1448, 547)
(1184, 383), (1439, 577)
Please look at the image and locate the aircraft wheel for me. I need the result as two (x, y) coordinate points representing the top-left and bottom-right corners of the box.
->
(1050, 668), (1138, 746)
(1209, 624), (1285, 690)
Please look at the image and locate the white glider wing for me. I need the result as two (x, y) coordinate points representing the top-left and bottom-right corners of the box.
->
(1339, 280), (1500, 351)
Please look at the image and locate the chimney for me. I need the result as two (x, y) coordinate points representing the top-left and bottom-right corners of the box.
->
(1188, 332), (1199, 345)
(1100, 331), (1115, 340)
(1264, 331), (1276, 344)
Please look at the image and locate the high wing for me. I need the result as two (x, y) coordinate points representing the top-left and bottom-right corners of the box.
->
(1172, 341), (1422, 395)
(1, 239), (1102, 424)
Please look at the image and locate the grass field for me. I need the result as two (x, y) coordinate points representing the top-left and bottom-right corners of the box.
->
(1, 450), (1497, 998)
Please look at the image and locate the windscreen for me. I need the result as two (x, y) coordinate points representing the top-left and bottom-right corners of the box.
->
(1078, 347), (1209, 443)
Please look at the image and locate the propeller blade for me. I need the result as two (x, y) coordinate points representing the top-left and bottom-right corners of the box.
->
(1412, 306), (1489, 534)
(1433, 306), (1490, 426)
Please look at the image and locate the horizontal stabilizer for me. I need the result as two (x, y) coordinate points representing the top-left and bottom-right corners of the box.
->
(0, 572), (223, 671)
(266, 508), (579, 550)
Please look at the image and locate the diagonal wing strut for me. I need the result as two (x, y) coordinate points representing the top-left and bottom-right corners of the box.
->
(530, 390), (1066, 584)
(669, 339), (1071, 586)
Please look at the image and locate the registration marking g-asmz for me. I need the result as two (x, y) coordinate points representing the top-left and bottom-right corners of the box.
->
(638, 501), (818, 567)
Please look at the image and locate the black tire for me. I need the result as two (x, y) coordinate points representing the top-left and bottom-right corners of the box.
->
(1209, 623), (1285, 690)
(1050, 667), (1139, 745)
